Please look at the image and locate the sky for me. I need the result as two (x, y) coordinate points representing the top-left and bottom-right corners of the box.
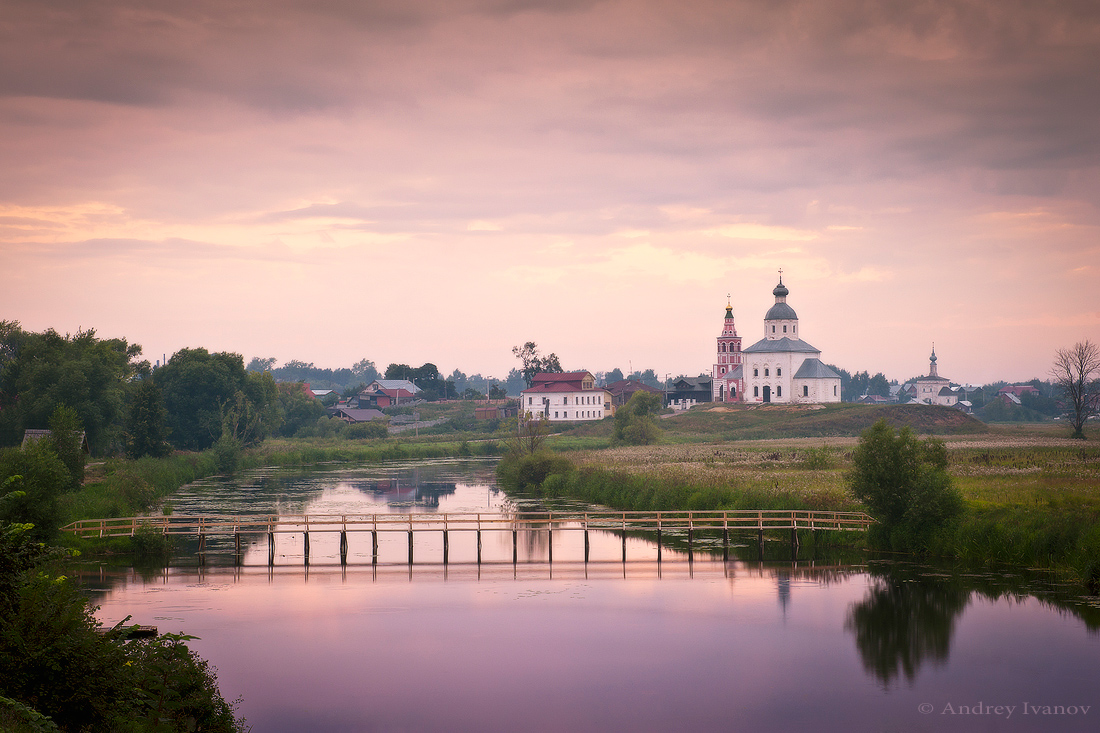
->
(2, 0), (1099, 385)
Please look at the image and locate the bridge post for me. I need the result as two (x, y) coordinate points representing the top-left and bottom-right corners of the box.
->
(722, 527), (729, 561)
(340, 531), (348, 565)
(656, 527), (662, 563)
(477, 530), (482, 565)
(512, 529), (518, 564)
(547, 528), (552, 564)
(621, 532), (627, 563)
(234, 532), (241, 556)
(407, 531), (414, 564)
(687, 524), (694, 562)
(198, 533), (206, 553)
(790, 528), (800, 560)
(304, 532), (310, 566)
(371, 530), (378, 565)
(443, 530), (449, 565)
(268, 532), (275, 566)
(757, 529), (764, 560)
(584, 530), (590, 563)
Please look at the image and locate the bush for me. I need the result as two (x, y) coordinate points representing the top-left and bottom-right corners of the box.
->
(212, 434), (242, 473)
(0, 442), (69, 541)
(850, 419), (963, 551)
(612, 392), (663, 446)
(496, 451), (574, 491)
(345, 421), (388, 440)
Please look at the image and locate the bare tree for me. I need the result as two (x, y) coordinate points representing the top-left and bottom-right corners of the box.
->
(1051, 340), (1100, 438)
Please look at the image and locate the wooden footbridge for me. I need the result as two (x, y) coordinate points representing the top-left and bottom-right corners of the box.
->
(62, 509), (874, 564)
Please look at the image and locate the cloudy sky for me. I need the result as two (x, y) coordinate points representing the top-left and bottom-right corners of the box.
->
(2, 0), (1098, 384)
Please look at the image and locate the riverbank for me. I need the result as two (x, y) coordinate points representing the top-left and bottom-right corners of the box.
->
(498, 435), (1100, 588)
(61, 437), (502, 529)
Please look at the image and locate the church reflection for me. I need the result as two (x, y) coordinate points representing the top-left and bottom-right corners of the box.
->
(349, 477), (457, 510)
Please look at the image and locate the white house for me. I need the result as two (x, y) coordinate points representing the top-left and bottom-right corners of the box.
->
(520, 372), (611, 422)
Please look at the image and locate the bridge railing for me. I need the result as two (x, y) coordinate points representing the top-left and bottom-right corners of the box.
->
(60, 509), (874, 539)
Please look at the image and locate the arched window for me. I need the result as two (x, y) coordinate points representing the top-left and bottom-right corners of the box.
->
(783, 325), (787, 333)
(754, 386), (759, 397)
(776, 367), (782, 376)
(753, 368), (759, 377)
(777, 386), (782, 397)
(803, 385), (808, 397)
(772, 325), (776, 333)
(764, 368), (769, 377)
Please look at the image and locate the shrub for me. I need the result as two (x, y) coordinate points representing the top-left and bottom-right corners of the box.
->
(850, 419), (963, 551)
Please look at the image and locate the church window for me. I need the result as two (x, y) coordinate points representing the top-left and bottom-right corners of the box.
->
(754, 386), (759, 397)
(772, 325), (776, 333)
(783, 325), (787, 333)
(833, 386), (837, 396)
(764, 368), (769, 377)
(554, 411), (559, 418)
(528, 397), (532, 405)
(753, 368), (758, 377)
(777, 386), (782, 397)
(721, 367), (725, 374)
(803, 386), (808, 397)
(777, 367), (781, 376)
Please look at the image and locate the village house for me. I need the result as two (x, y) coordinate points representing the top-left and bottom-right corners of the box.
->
(352, 379), (421, 409)
(520, 372), (611, 422)
(604, 378), (663, 408)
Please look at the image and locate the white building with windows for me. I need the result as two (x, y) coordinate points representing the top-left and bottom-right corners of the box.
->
(911, 347), (958, 406)
(520, 371), (612, 422)
(741, 276), (842, 404)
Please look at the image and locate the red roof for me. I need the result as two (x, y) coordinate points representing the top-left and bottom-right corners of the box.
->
(531, 371), (591, 383)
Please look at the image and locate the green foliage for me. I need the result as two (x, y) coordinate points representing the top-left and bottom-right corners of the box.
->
(512, 342), (563, 387)
(0, 324), (146, 455)
(344, 421), (388, 440)
(849, 419), (963, 551)
(0, 443), (68, 542)
(155, 348), (278, 451)
(612, 391), (663, 446)
(800, 446), (834, 469)
(496, 451), (573, 491)
(125, 380), (170, 459)
(47, 405), (84, 492)
(275, 382), (326, 437)
(129, 524), (175, 561)
(213, 434), (242, 474)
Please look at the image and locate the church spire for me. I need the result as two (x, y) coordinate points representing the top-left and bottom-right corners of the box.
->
(929, 343), (939, 378)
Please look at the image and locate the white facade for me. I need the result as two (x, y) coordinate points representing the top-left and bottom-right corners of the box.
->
(740, 277), (841, 404)
(520, 372), (611, 422)
(911, 347), (958, 406)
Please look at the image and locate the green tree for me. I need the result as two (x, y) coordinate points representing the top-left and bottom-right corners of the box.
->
(1051, 340), (1100, 438)
(47, 405), (84, 492)
(849, 419), (963, 551)
(512, 342), (563, 388)
(612, 391), (663, 446)
(0, 325), (147, 454)
(126, 380), (171, 458)
(276, 382), (327, 437)
(155, 349), (276, 451)
(0, 442), (69, 542)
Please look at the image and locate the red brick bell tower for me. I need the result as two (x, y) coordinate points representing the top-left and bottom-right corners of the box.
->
(712, 296), (743, 402)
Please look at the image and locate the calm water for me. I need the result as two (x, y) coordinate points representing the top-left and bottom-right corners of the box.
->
(79, 459), (1100, 732)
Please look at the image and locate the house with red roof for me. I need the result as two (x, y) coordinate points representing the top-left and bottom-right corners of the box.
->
(520, 371), (612, 422)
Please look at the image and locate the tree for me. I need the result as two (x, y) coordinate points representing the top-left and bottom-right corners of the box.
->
(849, 419), (963, 550)
(1051, 340), (1100, 439)
(384, 363), (412, 380)
(605, 368), (624, 384)
(47, 404), (85, 491)
(0, 324), (147, 454)
(0, 441), (69, 541)
(155, 348), (276, 451)
(126, 379), (171, 458)
(612, 391), (663, 446)
(246, 356), (277, 372)
(276, 382), (326, 437)
(351, 359), (379, 383)
(512, 342), (563, 387)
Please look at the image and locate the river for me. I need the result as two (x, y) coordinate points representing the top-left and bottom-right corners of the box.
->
(78, 458), (1100, 732)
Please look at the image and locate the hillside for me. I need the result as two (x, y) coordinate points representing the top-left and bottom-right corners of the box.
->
(562, 402), (988, 442)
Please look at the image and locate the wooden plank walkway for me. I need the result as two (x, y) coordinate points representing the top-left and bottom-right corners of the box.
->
(62, 509), (873, 564)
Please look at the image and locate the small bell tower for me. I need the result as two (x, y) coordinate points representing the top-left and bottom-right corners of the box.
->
(712, 295), (743, 401)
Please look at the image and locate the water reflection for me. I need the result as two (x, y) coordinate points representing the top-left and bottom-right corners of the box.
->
(847, 560), (1100, 690)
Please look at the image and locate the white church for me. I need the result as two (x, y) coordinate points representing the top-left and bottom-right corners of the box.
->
(712, 275), (842, 404)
